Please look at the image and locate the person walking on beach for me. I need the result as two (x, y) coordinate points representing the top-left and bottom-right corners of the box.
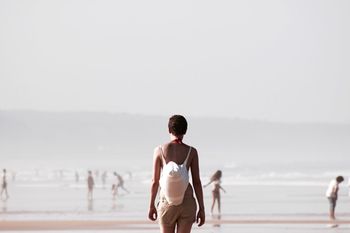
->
(148, 115), (205, 233)
(112, 172), (119, 199)
(326, 176), (344, 220)
(87, 170), (94, 200)
(203, 170), (226, 215)
(1, 169), (9, 200)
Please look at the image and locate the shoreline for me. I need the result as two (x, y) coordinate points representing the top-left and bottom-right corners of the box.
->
(1, 219), (350, 231)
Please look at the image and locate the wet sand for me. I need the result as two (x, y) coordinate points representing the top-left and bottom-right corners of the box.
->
(1, 219), (350, 231)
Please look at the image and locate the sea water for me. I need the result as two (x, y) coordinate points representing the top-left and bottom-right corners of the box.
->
(1, 154), (350, 233)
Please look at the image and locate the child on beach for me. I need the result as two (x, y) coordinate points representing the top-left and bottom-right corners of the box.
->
(148, 115), (205, 233)
(204, 170), (226, 215)
(87, 170), (94, 200)
(326, 176), (344, 220)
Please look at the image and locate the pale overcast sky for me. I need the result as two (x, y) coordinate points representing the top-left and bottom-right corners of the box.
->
(0, 0), (349, 123)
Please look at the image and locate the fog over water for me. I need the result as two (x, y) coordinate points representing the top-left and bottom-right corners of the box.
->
(1, 0), (350, 124)
(1, 111), (349, 175)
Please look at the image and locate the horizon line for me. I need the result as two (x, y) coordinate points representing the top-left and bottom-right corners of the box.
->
(1, 108), (349, 126)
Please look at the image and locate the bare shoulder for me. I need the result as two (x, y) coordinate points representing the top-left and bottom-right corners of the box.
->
(189, 146), (198, 156)
(187, 146), (199, 163)
(153, 145), (162, 153)
(153, 146), (163, 159)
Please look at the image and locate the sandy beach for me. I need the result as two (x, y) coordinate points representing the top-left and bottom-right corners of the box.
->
(1, 219), (350, 232)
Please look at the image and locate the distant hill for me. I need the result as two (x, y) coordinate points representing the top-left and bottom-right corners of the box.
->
(0, 110), (349, 165)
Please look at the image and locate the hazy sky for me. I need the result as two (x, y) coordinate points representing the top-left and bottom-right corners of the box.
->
(1, 0), (349, 123)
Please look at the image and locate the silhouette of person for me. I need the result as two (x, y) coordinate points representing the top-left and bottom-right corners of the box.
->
(326, 176), (344, 221)
(75, 171), (80, 183)
(87, 170), (94, 200)
(112, 172), (129, 196)
(1, 169), (9, 200)
(11, 171), (16, 182)
(94, 170), (100, 179)
(101, 171), (107, 189)
(204, 170), (226, 215)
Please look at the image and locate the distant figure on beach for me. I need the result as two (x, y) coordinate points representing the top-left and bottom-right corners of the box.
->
(111, 172), (118, 199)
(94, 170), (100, 179)
(11, 171), (16, 182)
(326, 176), (344, 221)
(127, 171), (133, 180)
(87, 170), (95, 200)
(101, 171), (107, 189)
(148, 115), (205, 233)
(1, 169), (9, 200)
(59, 170), (64, 180)
(75, 171), (80, 183)
(112, 172), (129, 197)
(204, 170), (226, 215)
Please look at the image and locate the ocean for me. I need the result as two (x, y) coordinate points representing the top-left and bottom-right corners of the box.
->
(1, 156), (349, 232)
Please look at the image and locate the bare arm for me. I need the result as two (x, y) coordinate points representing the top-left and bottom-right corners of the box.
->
(148, 147), (162, 221)
(203, 180), (213, 188)
(333, 185), (339, 199)
(219, 185), (226, 193)
(190, 148), (205, 226)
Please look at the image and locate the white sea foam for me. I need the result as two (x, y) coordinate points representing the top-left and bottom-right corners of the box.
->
(6, 167), (349, 188)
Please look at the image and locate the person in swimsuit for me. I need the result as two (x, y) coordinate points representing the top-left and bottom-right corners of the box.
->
(204, 170), (226, 215)
(148, 115), (205, 233)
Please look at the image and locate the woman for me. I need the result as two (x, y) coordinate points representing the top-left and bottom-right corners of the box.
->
(148, 115), (205, 233)
(204, 170), (226, 215)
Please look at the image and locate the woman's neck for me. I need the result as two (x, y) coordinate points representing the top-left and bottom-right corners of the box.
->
(170, 134), (183, 144)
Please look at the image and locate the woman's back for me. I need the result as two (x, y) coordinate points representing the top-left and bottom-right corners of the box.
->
(161, 141), (193, 197)
(161, 142), (192, 168)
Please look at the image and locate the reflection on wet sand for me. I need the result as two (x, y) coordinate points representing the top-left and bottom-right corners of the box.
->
(1, 199), (7, 212)
(87, 199), (93, 211)
(212, 214), (222, 228)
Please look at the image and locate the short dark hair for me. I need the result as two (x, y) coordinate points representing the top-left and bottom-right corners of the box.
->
(336, 176), (344, 183)
(168, 115), (188, 136)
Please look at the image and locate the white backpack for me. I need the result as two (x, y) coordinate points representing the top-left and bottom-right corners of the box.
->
(159, 146), (192, 206)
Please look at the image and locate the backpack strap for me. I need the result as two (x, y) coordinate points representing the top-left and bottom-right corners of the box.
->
(183, 147), (192, 166)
